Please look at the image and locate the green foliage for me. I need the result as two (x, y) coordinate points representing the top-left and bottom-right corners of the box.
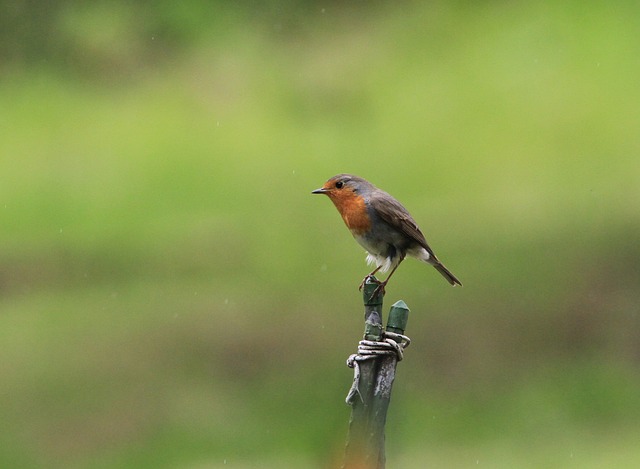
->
(1, 1), (640, 467)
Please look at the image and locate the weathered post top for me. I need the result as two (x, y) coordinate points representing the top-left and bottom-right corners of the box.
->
(362, 276), (384, 341)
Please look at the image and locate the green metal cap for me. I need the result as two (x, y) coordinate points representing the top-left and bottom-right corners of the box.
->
(387, 300), (410, 334)
(362, 276), (384, 306)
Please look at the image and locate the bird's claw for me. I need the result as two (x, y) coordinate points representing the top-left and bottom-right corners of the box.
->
(358, 274), (382, 291)
(359, 275), (387, 301)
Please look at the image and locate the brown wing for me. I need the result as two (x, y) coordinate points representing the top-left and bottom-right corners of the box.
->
(370, 190), (437, 257)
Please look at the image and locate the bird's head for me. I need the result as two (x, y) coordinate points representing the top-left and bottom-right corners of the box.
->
(311, 174), (372, 202)
(312, 174), (375, 232)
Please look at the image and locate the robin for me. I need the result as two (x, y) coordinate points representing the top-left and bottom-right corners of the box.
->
(312, 174), (462, 294)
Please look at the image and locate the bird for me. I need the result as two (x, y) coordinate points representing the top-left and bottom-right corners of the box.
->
(312, 174), (462, 294)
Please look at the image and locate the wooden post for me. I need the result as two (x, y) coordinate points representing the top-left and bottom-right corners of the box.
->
(343, 276), (384, 469)
(343, 278), (410, 469)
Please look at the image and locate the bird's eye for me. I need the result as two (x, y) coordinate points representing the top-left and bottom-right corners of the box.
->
(335, 181), (344, 189)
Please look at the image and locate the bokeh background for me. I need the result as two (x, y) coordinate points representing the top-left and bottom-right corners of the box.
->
(2, 1), (640, 467)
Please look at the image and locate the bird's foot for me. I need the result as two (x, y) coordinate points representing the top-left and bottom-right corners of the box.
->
(358, 274), (383, 291)
(358, 275), (387, 302)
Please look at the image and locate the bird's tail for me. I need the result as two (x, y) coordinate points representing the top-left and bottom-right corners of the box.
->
(416, 248), (462, 286)
(433, 261), (462, 287)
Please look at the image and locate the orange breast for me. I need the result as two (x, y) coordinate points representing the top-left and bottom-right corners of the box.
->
(329, 191), (371, 235)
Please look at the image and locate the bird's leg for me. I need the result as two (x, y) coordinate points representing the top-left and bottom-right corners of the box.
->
(358, 265), (383, 291)
(370, 257), (404, 298)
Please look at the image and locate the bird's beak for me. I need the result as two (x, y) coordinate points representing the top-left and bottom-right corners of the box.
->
(312, 187), (329, 194)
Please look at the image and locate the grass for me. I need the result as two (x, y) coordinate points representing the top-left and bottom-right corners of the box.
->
(1, 1), (640, 467)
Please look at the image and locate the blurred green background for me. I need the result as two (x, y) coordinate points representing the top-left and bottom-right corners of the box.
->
(1, 1), (639, 467)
